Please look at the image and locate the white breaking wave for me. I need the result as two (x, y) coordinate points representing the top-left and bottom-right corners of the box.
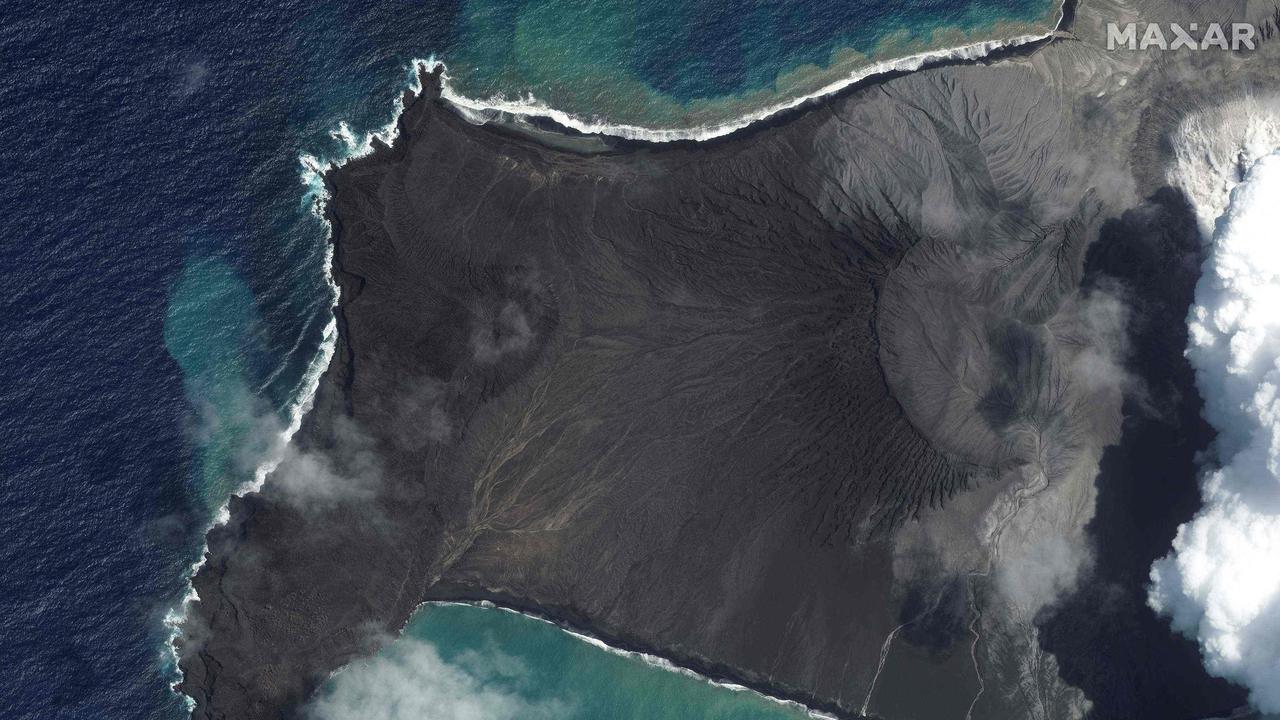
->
(306, 1), (1063, 149)
(419, 601), (839, 720)
(162, 314), (338, 707)
(1149, 150), (1280, 713)
(161, 57), (422, 703)
(167, 15), (1069, 703)
(300, 58), (440, 203)
(432, 25), (1063, 143)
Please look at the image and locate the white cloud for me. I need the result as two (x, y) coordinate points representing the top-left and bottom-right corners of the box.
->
(1149, 151), (1280, 713)
(308, 636), (572, 720)
(1166, 96), (1280, 238)
(998, 529), (1088, 613)
(471, 302), (534, 363)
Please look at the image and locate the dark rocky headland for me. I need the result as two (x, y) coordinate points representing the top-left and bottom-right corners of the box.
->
(176, 1), (1280, 717)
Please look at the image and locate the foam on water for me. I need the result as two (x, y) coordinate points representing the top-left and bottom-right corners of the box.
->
(161, 314), (337, 703)
(471, 602), (838, 719)
(166, 10), (1066, 704)
(431, 17), (1063, 142)
(316, 599), (839, 717)
(161, 59), (429, 700)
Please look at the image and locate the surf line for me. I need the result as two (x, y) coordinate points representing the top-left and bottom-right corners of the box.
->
(163, 1), (1072, 695)
(161, 317), (337, 706)
(420, 600), (840, 719)
(430, 0), (1069, 143)
(159, 58), (445, 707)
(161, 276), (338, 706)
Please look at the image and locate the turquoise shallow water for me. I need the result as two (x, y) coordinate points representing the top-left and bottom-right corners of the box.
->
(156, 0), (1059, 716)
(310, 604), (814, 720)
(155, 0), (1072, 533)
(169, 0), (1064, 530)
(444, 0), (1060, 132)
(155, 0), (1061, 716)
(164, 256), (279, 515)
(5, 0), (1062, 718)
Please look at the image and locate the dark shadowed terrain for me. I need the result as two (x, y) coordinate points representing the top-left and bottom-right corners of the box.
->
(1037, 188), (1248, 719)
(176, 2), (1280, 717)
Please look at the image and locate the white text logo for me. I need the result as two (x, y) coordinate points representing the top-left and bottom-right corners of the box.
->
(1106, 22), (1257, 50)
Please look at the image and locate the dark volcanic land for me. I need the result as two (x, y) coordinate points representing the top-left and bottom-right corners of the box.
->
(177, 3), (1280, 718)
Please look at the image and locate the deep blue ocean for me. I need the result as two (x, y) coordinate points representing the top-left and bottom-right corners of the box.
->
(0, 1), (1053, 718)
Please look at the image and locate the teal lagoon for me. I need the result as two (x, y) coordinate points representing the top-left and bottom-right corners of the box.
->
(309, 603), (819, 720)
(161, 0), (1062, 715)
(440, 0), (1063, 135)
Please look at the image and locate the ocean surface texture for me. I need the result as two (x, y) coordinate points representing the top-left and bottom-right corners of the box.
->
(1, 1), (1054, 718)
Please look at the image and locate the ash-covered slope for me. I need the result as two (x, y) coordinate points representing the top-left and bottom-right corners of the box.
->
(176, 6), (1280, 717)
(176, 66), (1100, 719)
